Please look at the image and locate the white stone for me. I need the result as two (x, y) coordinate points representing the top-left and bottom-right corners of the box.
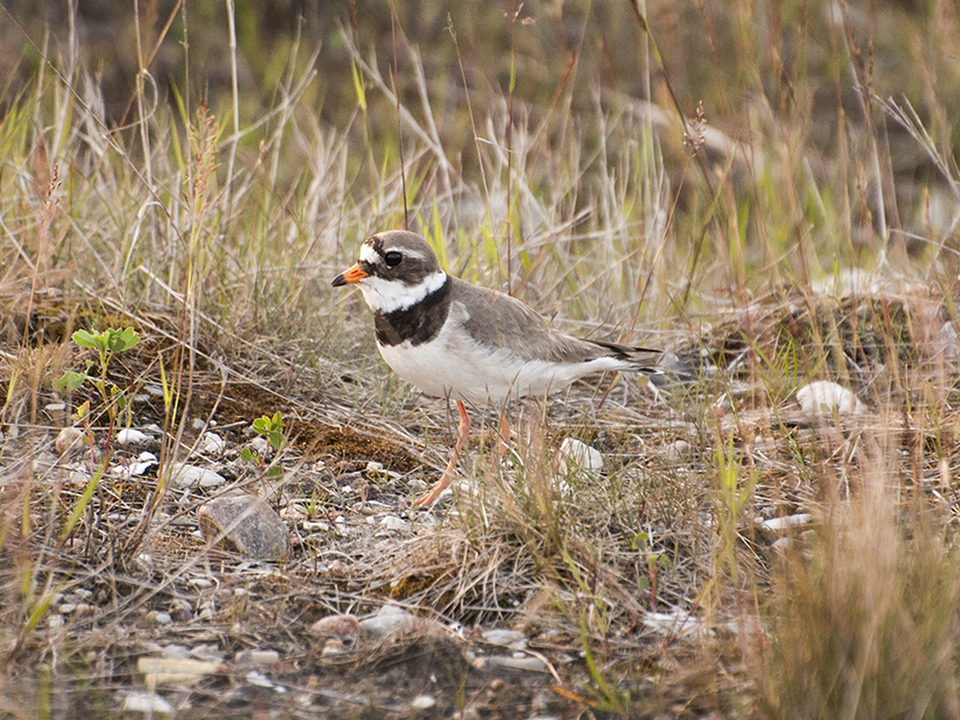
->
(796, 381), (864, 415)
(246, 670), (280, 689)
(558, 438), (603, 474)
(759, 513), (812, 534)
(664, 440), (691, 463)
(201, 432), (226, 454)
(359, 606), (418, 637)
(161, 644), (191, 659)
(410, 695), (436, 710)
(122, 691), (173, 714)
(480, 655), (548, 672)
(117, 428), (150, 445)
(641, 610), (705, 637)
(482, 628), (527, 649)
(379, 515), (410, 532)
(169, 462), (226, 488)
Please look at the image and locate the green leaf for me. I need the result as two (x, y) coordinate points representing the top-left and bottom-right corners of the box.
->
(71, 329), (99, 349)
(108, 327), (139, 353)
(56, 370), (88, 392)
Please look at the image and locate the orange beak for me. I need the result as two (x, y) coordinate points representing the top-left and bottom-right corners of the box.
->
(332, 263), (368, 286)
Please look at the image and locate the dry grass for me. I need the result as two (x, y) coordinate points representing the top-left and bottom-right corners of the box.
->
(2, 0), (960, 717)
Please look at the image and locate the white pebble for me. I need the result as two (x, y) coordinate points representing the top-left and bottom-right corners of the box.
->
(558, 438), (603, 473)
(201, 432), (226, 454)
(379, 515), (410, 532)
(117, 428), (150, 444)
(122, 691), (173, 714)
(410, 695), (436, 710)
(796, 381), (864, 415)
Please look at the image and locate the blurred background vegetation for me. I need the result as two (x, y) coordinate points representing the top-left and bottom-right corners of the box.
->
(4, 0), (957, 231)
(1, 0), (958, 339)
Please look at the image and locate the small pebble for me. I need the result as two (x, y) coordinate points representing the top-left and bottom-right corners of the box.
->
(558, 438), (603, 474)
(161, 644), (191, 659)
(309, 614), (360, 639)
(117, 428), (150, 445)
(55, 427), (85, 455)
(482, 629), (527, 649)
(410, 695), (436, 710)
(758, 513), (812, 537)
(359, 606), (418, 637)
(379, 515), (410, 532)
(169, 462), (226, 488)
(796, 381), (864, 415)
(201, 432), (226, 454)
(122, 691), (173, 714)
(235, 649), (280, 666)
(479, 655), (548, 672)
(322, 639), (346, 656)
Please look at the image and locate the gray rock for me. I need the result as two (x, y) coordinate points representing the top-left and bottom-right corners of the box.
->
(358, 606), (419, 637)
(479, 655), (548, 672)
(235, 649), (280, 666)
(379, 515), (411, 532)
(198, 491), (292, 561)
(481, 629), (527, 650)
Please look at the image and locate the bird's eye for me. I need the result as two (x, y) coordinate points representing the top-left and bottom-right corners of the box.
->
(384, 251), (402, 267)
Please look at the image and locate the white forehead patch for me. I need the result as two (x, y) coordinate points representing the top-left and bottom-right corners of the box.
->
(360, 240), (426, 265)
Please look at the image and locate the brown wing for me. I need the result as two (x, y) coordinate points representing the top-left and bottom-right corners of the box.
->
(451, 277), (658, 366)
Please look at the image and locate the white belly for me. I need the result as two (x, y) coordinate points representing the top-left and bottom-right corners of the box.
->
(376, 322), (627, 405)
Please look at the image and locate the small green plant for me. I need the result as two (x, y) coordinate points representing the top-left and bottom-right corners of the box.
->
(632, 530), (672, 612)
(53, 327), (140, 545)
(56, 327), (141, 437)
(241, 411), (287, 479)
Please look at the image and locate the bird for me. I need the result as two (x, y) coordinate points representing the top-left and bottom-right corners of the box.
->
(332, 230), (660, 506)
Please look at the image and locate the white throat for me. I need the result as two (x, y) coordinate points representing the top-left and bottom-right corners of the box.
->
(359, 270), (447, 314)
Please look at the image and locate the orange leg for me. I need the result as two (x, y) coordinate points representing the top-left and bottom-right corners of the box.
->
(416, 400), (471, 506)
(497, 412), (511, 462)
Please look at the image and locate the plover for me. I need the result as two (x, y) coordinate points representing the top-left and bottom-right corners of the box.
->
(333, 230), (660, 506)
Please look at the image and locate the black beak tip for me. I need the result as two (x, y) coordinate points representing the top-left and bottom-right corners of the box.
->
(332, 274), (346, 287)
